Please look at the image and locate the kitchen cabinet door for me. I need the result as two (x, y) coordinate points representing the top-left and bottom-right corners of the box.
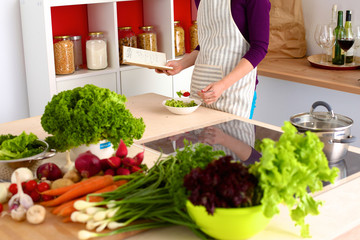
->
(120, 68), (172, 97)
(56, 73), (117, 93)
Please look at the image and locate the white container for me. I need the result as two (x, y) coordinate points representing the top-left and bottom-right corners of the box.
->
(71, 140), (114, 159)
(86, 32), (108, 70)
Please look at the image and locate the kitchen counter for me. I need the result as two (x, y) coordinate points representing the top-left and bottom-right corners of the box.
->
(258, 57), (360, 95)
(0, 93), (360, 240)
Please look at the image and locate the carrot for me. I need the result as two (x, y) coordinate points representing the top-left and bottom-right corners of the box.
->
(114, 179), (129, 187)
(41, 174), (114, 207)
(42, 176), (103, 196)
(52, 184), (119, 216)
(62, 216), (72, 223)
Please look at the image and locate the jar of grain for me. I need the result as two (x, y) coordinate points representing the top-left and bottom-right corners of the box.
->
(70, 35), (83, 70)
(190, 20), (198, 52)
(86, 32), (108, 70)
(138, 26), (157, 51)
(174, 21), (185, 57)
(118, 27), (137, 64)
(53, 35), (75, 75)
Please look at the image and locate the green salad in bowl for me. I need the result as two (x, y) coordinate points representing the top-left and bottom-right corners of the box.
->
(162, 98), (202, 115)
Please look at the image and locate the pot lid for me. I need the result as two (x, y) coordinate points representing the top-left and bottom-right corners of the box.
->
(290, 101), (353, 131)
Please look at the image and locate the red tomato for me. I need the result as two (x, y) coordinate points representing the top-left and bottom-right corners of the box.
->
(0, 203), (3, 213)
(30, 191), (41, 202)
(37, 182), (50, 192)
(8, 183), (18, 195)
(183, 91), (190, 97)
(42, 194), (54, 201)
(25, 180), (38, 192)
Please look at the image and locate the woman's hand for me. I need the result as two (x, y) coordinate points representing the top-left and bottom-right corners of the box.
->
(197, 81), (226, 104)
(155, 60), (183, 76)
(198, 126), (227, 145)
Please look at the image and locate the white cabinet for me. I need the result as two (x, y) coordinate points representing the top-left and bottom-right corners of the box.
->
(20, 0), (192, 117)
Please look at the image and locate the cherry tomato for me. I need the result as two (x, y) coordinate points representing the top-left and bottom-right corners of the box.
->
(41, 194), (54, 201)
(30, 191), (41, 202)
(0, 203), (3, 213)
(37, 182), (50, 192)
(8, 183), (18, 195)
(25, 180), (38, 192)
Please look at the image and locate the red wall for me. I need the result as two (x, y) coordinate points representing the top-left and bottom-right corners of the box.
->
(51, 0), (194, 61)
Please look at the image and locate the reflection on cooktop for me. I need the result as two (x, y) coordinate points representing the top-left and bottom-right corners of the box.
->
(144, 119), (360, 183)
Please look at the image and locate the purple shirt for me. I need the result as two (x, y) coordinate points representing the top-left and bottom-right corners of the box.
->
(194, 0), (270, 69)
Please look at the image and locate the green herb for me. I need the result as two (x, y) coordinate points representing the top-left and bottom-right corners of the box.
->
(165, 99), (197, 108)
(0, 132), (45, 160)
(249, 121), (339, 238)
(41, 84), (146, 152)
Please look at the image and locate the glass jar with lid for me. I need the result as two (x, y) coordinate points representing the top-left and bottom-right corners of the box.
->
(174, 21), (185, 56)
(86, 32), (108, 70)
(53, 35), (75, 75)
(138, 26), (157, 51)
(70, 35), (83, 70)
(118, 27), (137, 64)
(190, 20), (198, 52)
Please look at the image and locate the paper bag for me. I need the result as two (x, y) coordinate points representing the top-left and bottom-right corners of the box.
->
(266, 0), (307, 59)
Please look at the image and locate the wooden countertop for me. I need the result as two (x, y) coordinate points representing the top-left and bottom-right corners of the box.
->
(0, 93), (360, 240)
(258, 57), (360, 95)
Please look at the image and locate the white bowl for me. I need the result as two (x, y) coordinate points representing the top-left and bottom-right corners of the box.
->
(162, 98), (202, 115)
(71, 140), (115, 159)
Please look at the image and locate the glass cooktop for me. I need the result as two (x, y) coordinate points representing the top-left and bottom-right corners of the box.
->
(144, 119), (360, 184)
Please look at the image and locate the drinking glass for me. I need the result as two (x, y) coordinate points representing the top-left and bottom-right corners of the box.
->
(314, 24), (335, 63)
(353, 25), (360, 63)
(337, 26), (355, 66)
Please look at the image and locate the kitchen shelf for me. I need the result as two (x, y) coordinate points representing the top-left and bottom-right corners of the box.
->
(20, 0), (195, 117)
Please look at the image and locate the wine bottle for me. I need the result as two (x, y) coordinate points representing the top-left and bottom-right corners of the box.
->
(332, 11), (344, 65)
(328, 4), (337, 62)
(344, 10), (354, 63)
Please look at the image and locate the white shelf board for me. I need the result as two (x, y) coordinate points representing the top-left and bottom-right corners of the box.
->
(49, 0), (132, 7)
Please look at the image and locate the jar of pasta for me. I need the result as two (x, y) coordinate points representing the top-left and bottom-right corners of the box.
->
(53, 35), (75, 75)
(138, 26), (157, 51)
(118, 27), (137, 64)
(174, 21), (185, 56)
(190, 20), (198, 52)
(86, 32), (108, 70)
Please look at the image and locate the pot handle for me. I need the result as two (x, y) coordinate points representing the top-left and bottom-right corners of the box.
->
(330, 136), (357, 144)
(310, 101), (335, 119)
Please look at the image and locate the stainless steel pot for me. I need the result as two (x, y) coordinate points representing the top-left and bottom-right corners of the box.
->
(290, 101), (356, 163)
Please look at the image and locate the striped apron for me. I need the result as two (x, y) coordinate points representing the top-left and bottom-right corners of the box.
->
(190, 0), (257, 118)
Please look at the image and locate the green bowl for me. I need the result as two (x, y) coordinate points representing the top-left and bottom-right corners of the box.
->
(186, 200), (271, 240)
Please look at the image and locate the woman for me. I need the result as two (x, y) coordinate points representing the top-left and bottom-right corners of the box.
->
(158, 0), (270, 119)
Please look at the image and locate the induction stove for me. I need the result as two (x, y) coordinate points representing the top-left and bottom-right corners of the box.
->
(144, 119), (360, 184)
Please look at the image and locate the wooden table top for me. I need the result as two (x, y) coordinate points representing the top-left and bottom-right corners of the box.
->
(258, 57), (360, 95)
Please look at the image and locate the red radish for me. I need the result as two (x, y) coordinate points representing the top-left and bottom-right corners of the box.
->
(36, 163), (63, 181)
(107, 156), (121, 168)
(116, 139), (128, 158)
(104, 168), (115, 176)
(133, 149), (145, 166)
(116, 168), (131, 175)
(75, 151), (102, 178)
(130, 165), (142, 173)
(100, 158), (111, 171)
(122, 157), (137, 167)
